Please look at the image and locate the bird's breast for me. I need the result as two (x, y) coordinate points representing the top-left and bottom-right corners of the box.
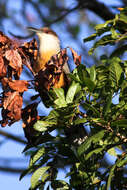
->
(39, 49), (59, 70)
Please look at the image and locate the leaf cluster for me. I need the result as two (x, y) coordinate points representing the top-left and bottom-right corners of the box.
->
(21, 8), (127, 190)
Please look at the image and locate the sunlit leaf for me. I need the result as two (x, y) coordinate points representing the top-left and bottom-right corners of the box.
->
(107, 148), (117, 157)
(34, 120), (56, 132)
(109, 57), (123, 86)
(90, 65), (96, 81)
(29, 147), (45, 167)
(31, 166), (50, 189)
(66, 81), (81, 103)
(54, 88), (67, 107)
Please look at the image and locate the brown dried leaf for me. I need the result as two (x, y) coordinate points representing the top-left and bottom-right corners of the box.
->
(5, 49), (22, 70)
(59, 48), (68, 66)
(1, 77), (8, 88)
(22, 103), (38, 128)
(70, 47), (81, 66)
(0, 32), (10, 44)
(0, 54), (6, 77)
(3, 91), (18, 109)
(35, 49), (69, 94)
(7, 93), (22, 121)
(3, 91), (23, 124)
(21, 39), (38, 73)
(8, 80), (29, 92)
(1, 78), (29, 92)
(22, 103), (39, 143)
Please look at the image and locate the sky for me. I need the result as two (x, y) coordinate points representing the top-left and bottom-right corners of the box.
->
(0, 123), (30, 189)
(0, 0), (124, 189)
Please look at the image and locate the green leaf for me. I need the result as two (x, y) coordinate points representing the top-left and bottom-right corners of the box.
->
(41, 173), (50, 183)
(111, 119), (127, 128)
(106, 154), (127, 190)
(34, 120), (56, 132)
(106, 164), (115, 190)
(103, 93), (112, 117)
(72, 65), (96, 91)
(66, 81), (81, 103)
(117, 155), (127, 167)
(89, 34), (115, 55)
(109, 57), (123, 86)
(90, 65), (96, 81)
(110, 27), (119, 39)
(85, 147), (104, 160)
(119, 8), (127, 24)
(84, 33), (97, 42)
(74, 118), (87, 125)
(31, 166), (50, 189)
(95, 20), (112, 30)
(91, 118), (107, 125)
(29, 147), (45, 167)
(107, 148), (117, 157)
(81, 103), (100, 117)
(84, 20), (113, 43)
(20, 166), (35, 181)
(51, 180), (69, 190)
(77, 64), (89, 82)
(68, 73), (80, 83)
(78, 130), (105, 156)
(54, 88), (67, 107)
(83, 77), (96, 92)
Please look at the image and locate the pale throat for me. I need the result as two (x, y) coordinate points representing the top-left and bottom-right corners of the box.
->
(38, 33), (60, 60)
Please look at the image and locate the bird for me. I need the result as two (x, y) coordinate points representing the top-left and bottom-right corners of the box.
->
(27, 27), (70, 88)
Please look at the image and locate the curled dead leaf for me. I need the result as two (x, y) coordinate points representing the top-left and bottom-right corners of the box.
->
(22, 103), (39, 143)
(2, 91), (23, 126)
(3, 91), (19, 109)
(0, 32), (10, 44)
(0, 54), (6, 78)
(1, 78), (29, 92)
(21, 39), (38, 73)
(70, 47), (81, 66)
(8, 80), (29, 92)
(5, 49), (22, 70)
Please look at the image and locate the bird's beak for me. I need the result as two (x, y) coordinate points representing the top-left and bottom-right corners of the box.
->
(27, 27), (42, 33)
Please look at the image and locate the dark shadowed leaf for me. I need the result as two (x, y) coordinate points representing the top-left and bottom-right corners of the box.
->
(78, 130), (105, 156)
(111, 119), (127, 128)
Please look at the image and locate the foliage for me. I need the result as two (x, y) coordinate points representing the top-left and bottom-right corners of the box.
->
(18, 7), (127, 190)
(0, 4), (127, 190)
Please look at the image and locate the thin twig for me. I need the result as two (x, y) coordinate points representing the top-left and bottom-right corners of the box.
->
(48, 5), (80, 25)
(79, 111), (127, 143)
(26, 0), (48, 23)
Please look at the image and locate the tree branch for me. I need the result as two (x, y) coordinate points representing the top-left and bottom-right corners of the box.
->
(0, 166), (26, 174)
(0, 130), (27, 144)
(78, 0), (114, 20)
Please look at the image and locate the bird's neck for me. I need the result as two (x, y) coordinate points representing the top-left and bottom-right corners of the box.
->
(34, 32), (60, 72)
(38, 33), (60, 56)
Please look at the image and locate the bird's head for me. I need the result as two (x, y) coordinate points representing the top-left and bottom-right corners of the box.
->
(27, 27), (60, 52)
